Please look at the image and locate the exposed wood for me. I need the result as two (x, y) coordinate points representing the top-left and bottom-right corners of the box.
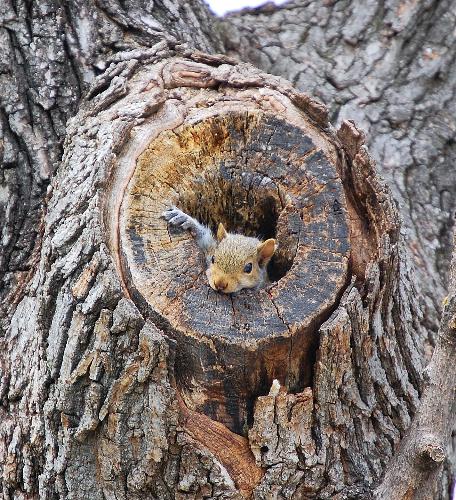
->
(179, 397), (264, 497)
(221, 0), (456, 337)
(118, 105), (351, 433)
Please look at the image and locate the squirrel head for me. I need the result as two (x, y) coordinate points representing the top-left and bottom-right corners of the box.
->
(206, 223), (277, 294)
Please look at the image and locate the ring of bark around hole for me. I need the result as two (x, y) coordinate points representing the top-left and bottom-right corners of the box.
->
(119, 109), (350, 433)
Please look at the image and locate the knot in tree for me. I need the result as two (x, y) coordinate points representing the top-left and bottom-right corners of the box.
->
(117, 97), (351, 434)
(95, 56), (413, 493)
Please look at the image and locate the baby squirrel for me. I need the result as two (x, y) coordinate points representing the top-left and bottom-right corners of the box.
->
(162, 207), (277, 294)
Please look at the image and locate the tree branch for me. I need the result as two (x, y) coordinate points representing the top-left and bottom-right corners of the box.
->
(375, 232), (456, 499)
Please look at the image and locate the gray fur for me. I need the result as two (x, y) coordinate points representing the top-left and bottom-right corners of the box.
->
(162, 207), (216, 256)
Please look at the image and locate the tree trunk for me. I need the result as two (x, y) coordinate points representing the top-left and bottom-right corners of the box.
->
(0, 1), (454, 499)
(220, 0), (456, 333)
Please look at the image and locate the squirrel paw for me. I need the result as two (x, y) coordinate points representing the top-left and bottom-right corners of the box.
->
(162, 207), (195, 231)
(162, 207), (215, 252)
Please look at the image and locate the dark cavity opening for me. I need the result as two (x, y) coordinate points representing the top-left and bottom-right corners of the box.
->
(177, 167), (294, 283)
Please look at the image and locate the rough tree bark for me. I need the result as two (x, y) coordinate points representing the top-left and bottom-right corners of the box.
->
(375, 233), (456, 500)
(220, 0), (456, 333)
(0, 1), (454, 500)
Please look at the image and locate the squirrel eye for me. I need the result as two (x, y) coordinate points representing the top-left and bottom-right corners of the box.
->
(211, 255), (215, 264)
(244, 262), (253, 274)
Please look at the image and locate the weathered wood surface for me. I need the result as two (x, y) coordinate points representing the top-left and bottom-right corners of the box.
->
(119, 107), (350, 432)
(2, 1), (454, 498)
(222, 0), (456, 339)
(1, 48), (429, 499)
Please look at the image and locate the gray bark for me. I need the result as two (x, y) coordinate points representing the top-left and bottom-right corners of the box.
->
(0, 0), (222, 326)
(221, 0), (456, 333)
(0, 1), (454, 499)
(375, 231), (456, 499)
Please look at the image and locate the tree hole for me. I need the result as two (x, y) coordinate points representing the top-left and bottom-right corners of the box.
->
(118, 110), (350, 433)
(177, 169), (294, 284)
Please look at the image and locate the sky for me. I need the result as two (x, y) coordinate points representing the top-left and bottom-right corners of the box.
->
(205, 0), (288, 16)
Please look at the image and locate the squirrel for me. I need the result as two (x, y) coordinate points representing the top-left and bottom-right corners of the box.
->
(162, 207), (277, 294)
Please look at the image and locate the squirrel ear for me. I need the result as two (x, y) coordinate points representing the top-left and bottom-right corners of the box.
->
(217, 223), (227, 242)
(257, 239), (276, 267)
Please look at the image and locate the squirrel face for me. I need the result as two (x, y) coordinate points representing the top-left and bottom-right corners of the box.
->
(206, 223), (276, 294)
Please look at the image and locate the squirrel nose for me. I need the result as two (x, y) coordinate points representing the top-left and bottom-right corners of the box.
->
(215, 279), (228, 291)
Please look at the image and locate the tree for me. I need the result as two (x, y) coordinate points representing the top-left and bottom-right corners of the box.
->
(0, 1), (454, 499)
